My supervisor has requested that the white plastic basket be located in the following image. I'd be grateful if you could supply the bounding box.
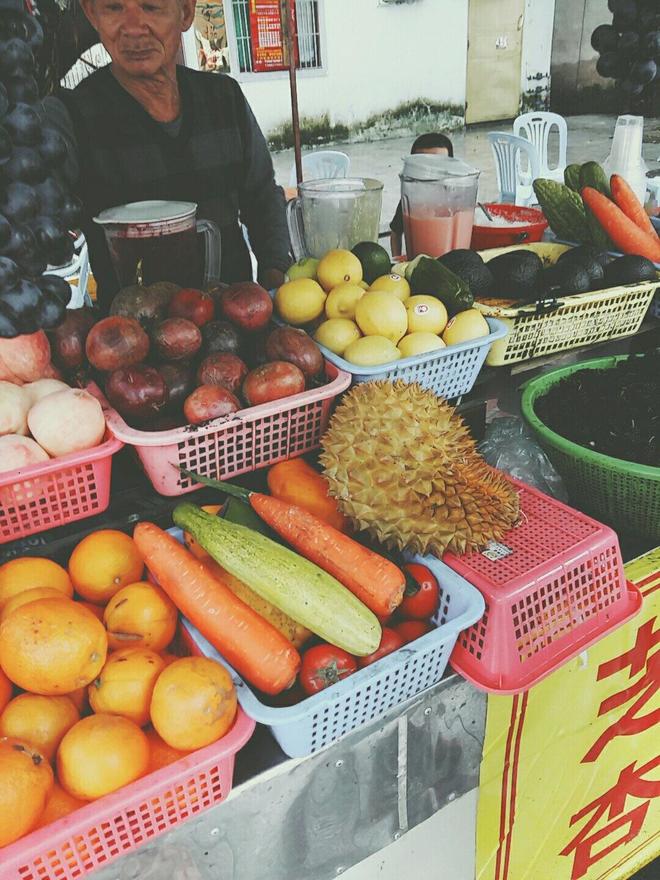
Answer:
[181,553,485,758]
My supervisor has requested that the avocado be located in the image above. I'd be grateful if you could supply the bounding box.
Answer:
[437,249,494,298]
[351,241,392,285]
[409,256,474,316]
[486,250,544,299]
[544,262,591,296]
[604,255,658,288]
[556,247,605,290]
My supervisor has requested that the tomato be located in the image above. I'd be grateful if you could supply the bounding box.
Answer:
[358,627,404,668]
[300,645,358,695]
[400,563,440,620]
[394,620,433,644]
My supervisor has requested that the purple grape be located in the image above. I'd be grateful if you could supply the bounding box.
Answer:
[38,127,67,168]
[0,215,10,249]
[0,83,8,119]
[0,223,37,261]
[6,76,39,107]
[4,145,46,184]
[0,39,34,80]
[4,103,40,146]
[33,290,66,330]
[0,125,11,163]
[0,181,39,223]
[0,278,42,334]
[0,302,19,337]
[0,255,20,288]
[58,195,82,229]
[37,273,72,306]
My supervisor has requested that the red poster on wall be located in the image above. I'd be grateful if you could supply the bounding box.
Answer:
[249,0,297,72]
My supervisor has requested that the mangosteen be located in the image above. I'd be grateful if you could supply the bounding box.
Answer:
[37,274,71,306]
[4,102,40,146]
[0,38,34,79]
[0,125,11,163]
[591,24,618,53]
[4,145,46,184]
[44,233,75,268]
[38,127,67,168]
[0,255,20,289]
[33,290,66,330]
[0,181,38,224]
[6,76,39,107]
[0,302,19,338]
[0,84,8,119]
[0,215,10,249]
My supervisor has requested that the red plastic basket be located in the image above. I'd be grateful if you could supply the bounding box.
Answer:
[101,362,350,496]
[0,707,254,880]
[0,433,122,545]
[446,478,642,694]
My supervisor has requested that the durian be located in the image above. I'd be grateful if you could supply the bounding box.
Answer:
[319,381,519,556]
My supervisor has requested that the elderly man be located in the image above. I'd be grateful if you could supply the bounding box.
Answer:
[48,0,290,311]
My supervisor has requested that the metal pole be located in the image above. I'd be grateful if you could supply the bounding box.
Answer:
[283,0,303,185]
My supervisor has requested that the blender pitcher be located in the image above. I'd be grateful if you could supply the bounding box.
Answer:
[94,200,222,289]
[400,156,480,259]
[286,178,384,259]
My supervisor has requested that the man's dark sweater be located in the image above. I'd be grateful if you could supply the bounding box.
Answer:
[48,66,290,311]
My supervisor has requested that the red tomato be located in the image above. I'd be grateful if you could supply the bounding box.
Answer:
[394,620,433,644]
[400,563,440,620]
[300,645,358,695]
[358,627,404,668]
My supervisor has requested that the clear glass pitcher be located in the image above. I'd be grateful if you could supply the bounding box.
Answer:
[400,156,480,259]
[286,178,384,260]
[94,200,222,289]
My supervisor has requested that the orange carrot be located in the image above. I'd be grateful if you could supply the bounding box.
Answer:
[581,187,660,263]
[610,174,657,237]
[179,471,406,617]
[133,522,300,695]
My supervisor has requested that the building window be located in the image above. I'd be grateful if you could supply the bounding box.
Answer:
[231,0,322,74]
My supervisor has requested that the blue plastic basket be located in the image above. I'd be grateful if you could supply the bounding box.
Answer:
[313,317,507,399]
[181,553,484,758]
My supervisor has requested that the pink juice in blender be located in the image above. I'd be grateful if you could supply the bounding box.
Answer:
[400,155,480,259]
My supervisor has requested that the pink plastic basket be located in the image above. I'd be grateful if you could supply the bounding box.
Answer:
[0,707,254,880]
[0,434,122,545]
[446,478,642,694]
[102,362,350,496]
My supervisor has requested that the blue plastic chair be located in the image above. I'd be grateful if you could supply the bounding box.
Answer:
[288,150,350,187]
[488,132,541,207]
[514,111,568,184]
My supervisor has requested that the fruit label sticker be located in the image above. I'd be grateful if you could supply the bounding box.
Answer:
[413,304,429,315]
[481,540,513,562]
[389,274,403,281]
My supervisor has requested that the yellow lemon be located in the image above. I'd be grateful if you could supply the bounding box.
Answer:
[369,273,411,302]
[314,319,361,355]
[325,283,365,319]
[274,278,326,325]
[358,281,369,290]
[316,250,363,292]
[442,309,490,346]
[354,292,408,344]
[405,295,448,335]
[398,332,446,358]
[343,336,401,367]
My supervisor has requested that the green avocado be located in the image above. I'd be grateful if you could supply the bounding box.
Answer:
[410,256,474,316]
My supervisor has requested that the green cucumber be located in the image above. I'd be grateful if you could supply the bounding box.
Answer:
[173,502,381,657]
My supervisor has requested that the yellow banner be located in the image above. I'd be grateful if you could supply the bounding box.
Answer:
[477,546,660,880]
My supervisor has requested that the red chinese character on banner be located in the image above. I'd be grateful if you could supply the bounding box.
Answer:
[561,757,660,879]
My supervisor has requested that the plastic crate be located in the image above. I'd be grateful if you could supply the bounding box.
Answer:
[446,478,641,694]
[521,356,660,541]
[181,553,485,758]
[0,433,122,544]
[474,243,659,365]
[102,361,350,497]
[0,707,254,880]
[312,318,507,399]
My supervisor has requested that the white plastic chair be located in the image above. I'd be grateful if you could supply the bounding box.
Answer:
[488,132,541,207]
[288,150,350,187]
[514,111,567,184]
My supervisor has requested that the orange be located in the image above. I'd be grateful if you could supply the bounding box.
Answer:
[57,714,149,800]
[68,530,144,604]
[104,582,177,653]
[183,504,222,559]
[37,782,87,828]
[160,652,180,667]
[1,586,69,623]
[0,694,79,762]
[0,737,54,846]
[0,667,12,713]
[145,726,191,772]
[66,687,88,713]
[78,601,105,622]
[0,598,107,695]
[150,657,237,751]
[89,648,165,726]
[0,557,73,611]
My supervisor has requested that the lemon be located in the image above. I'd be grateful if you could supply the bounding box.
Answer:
[355,292,408,344]
[369,273,411,302]
[286,257,320,281]
[314,318,361,355]
[442,309,490,346]
[274,278,326,325]
[325,283,365,319]
[317,249,363,292]
[398,332,446,358]
[405,295,448,335]
[343,336,401,366]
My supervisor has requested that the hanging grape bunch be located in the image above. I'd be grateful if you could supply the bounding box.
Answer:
[592,0,660,97]
[0,5,78,338]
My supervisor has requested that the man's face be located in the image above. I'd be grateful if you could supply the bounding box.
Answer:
[82,0,195,78]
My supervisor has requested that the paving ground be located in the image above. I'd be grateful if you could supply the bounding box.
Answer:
[271,114,660,239]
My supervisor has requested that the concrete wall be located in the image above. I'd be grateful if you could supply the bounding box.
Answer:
[521,0,556,110]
